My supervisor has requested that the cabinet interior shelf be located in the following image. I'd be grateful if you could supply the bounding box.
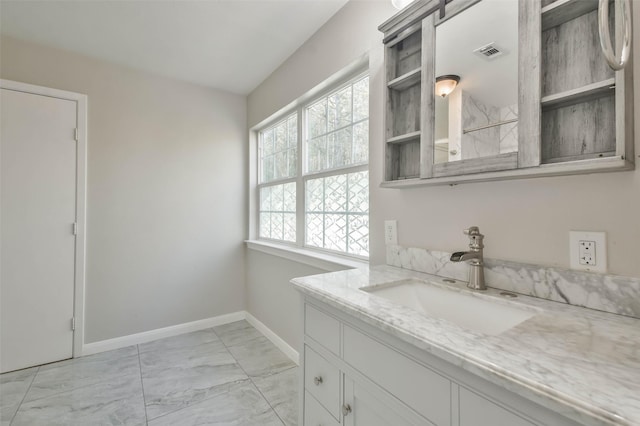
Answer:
[386,131,421,145]
[382,177,420,185]
[463,118,518,135]
[541,0,598,31]
[541,78,615,110]
[543,150,616,164]
[388,68,421,91]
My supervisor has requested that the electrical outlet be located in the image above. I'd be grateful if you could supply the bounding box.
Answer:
[384,220,398,246]
[578,240,595,265]
[570,231,607,273]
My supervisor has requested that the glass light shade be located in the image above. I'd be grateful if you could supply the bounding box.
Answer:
[391,0,416,10]
[435,75,460,98]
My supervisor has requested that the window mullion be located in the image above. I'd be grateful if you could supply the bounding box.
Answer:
[324,98,329,171]
[350,83,356,166]
[296,106,305,248]
[345,173,350,255]
[346,86,354,254]
[322,176,326,250]
[302,163,368,180]
[256,132,262,239]
[258,177,297,189]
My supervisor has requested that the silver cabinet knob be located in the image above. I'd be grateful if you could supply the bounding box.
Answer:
[313,376,323,386]
[342,404,352,416]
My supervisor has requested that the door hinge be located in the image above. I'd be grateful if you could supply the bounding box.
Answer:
[74,128,78,142]
[72,222,78,235]
[71,317,76,331]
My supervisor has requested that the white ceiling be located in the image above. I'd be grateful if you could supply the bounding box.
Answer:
[0,0,349,94]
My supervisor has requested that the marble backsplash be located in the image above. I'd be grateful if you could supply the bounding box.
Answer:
[386,245,640,319]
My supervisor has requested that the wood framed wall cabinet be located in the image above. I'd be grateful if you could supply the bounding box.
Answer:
[378,0,634,188]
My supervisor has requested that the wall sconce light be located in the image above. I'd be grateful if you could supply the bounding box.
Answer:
[435,75,460,97]
[391,0,416,10]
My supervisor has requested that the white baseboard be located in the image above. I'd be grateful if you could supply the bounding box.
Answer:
[80,310,299,365]
[81,311,245,356]
[245,312,299,365]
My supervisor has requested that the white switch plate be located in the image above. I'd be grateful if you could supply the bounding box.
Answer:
[569,231,607,273]
[384,220,398,246]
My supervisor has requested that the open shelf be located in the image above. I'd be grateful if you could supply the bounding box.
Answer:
[388,68,421,91]
[541,78,615,110]
[541,94,615,163]
[386,131,421,145]
[380,177,422,188]
[542,151,616,164]
[541,0,598,31]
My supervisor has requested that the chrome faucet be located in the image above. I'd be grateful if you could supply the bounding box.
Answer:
[450,226,486,291]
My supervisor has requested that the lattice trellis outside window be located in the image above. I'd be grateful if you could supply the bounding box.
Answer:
[305,171,369,256]
[257,73,369,259]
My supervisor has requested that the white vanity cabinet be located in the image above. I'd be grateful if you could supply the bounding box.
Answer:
[344,377,423,426]
[299,298,582,426]
[458,388,535,426]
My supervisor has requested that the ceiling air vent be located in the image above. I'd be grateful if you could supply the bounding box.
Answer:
[473,42,504,60]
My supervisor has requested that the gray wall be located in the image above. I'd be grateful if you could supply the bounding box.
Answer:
[1,36,248,343]
[245,250,332,351]
[247,1,640,348]
[246,1,396,349]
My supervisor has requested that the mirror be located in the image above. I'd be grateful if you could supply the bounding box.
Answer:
[434,0,519,164]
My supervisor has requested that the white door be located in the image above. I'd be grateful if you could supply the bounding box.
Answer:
[1,88,77,373]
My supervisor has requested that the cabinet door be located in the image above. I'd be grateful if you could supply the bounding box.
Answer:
[304,345,341,420]
[343,377,432,426]
[304,391,339,426]
[459,387,536,426]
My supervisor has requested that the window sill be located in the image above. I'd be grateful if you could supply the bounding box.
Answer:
[245,240,369,272]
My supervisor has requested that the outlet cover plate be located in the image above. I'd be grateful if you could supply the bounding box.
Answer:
[385,220,398,246]
[569,231,607,273]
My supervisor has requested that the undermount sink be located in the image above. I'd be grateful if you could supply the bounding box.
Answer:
[362,278,536,336]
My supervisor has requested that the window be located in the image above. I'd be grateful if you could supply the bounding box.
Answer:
[257,73,369,258]
[258,114,298,242]
[305,171,368,256]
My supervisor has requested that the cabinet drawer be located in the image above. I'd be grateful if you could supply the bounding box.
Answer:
[460,388,536,426]
[343,326,451,426]
[304,391,340,426]
[304,345,340,420]
[305,304,340,355]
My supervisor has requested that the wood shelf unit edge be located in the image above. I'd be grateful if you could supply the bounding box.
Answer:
[541,78,616,110]
[541,0,598,31]
[386,131,422,145]
[379,157,633,188]
[388,68,422,91]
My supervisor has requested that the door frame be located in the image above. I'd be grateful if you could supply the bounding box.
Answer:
[1,79,87,358]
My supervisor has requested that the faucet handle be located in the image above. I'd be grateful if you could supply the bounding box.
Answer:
[464,226,484,250]
[464,226,482,236]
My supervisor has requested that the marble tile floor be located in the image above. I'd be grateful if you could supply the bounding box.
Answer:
[0,321,298,426]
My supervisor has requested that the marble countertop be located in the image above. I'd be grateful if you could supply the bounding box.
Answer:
[291,265,640,426]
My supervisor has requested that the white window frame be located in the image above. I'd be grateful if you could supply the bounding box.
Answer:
[253,68,370,261]
[257,114,298,244]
